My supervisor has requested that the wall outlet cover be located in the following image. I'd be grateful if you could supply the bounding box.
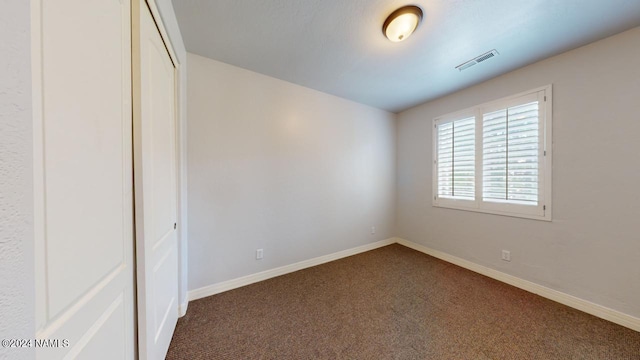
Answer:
[501,250,511,262]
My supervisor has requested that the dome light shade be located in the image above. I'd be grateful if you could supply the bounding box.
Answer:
[383,6,423,42]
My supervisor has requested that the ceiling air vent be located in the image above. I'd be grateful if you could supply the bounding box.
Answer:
[455,49,499,71]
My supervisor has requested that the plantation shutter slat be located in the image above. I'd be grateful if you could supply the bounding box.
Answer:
[482,109,507,201]
[437,117,475,200]
[482,101,539,204]
[437,122,453,196]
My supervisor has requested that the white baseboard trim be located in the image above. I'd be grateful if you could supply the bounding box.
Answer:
[188,238,396,301]
[178,301,188,317]
[395,237,640,332]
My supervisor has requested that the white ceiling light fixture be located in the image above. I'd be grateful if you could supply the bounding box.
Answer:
[383,5,423,42]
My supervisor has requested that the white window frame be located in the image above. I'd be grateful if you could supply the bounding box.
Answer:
[432,85,552,221]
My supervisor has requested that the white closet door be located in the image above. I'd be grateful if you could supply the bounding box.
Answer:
[133,1,180,359]
[33,0,135,359]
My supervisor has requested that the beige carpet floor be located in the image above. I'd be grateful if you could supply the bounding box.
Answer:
[167,244,640,359]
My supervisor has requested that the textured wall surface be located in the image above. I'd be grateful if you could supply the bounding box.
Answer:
[397,27,640,318]
[0,1,34,359]
[187,53,396,290]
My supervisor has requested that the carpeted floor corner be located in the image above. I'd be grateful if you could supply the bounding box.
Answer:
[166,244,640,359]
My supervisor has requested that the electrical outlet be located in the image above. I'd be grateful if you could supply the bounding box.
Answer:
[256,249,263,260]
[371,226,376,234]
[501,250,511,262]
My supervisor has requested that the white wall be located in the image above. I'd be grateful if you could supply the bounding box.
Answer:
[153,0,190,313]
[397,27,640,318]
[0,1,34,359]
[187,53,396,290]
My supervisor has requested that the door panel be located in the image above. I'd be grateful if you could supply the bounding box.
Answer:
[66,294,126,359]
[152,248,178,346]
[133,1,180,359]
[33,0,135,359]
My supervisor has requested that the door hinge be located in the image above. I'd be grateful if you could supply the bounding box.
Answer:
[543,205,546,211]
[544,150,546,156]
[544,96,547,101]
[174,223,177,230]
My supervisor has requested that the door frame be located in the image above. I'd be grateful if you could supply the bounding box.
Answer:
[131,0,186,356]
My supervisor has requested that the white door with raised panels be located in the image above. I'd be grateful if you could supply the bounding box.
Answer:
[33,0,136,359]
[133,1,180,359]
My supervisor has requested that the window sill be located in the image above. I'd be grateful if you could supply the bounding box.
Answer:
[432,201,551,221]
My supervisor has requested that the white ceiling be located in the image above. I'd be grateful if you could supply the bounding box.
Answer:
[172,0,640,113]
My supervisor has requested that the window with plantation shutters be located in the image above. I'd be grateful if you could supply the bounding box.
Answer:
[437,117,475,200]
[483,101,539,204]
[433,86,552,221]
